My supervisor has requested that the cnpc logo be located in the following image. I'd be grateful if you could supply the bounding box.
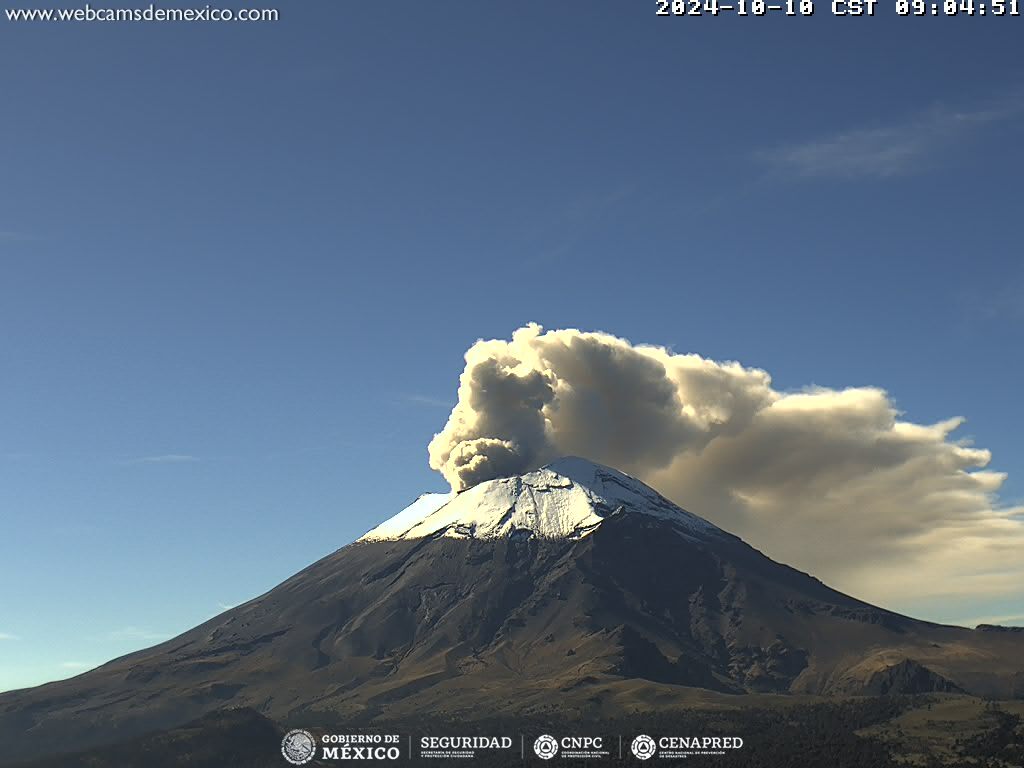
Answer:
[533,734,605,760]
[533,735,558,760]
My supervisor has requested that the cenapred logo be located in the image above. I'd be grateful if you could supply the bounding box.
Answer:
[631,734,657,761]
[630,734,744,760]
[281,729,316,765]
[533,734,559,760]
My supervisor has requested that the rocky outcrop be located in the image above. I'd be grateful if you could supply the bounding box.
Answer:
[862,659,965,696]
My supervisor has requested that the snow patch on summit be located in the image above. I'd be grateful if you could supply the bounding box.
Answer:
[359,457,718,542]
[361,492,454,541]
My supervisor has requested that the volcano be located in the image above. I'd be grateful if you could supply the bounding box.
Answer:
[2,457,1022,764]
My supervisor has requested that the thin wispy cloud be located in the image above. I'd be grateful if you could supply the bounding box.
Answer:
[976,270,1024,322]
[120,454,199,465]
[761,98,1022,179]
[951,613,1024,628]
[107,626,171,643]
[953,265,1024,339]
[0,230,38,242]
[524,184,635,267]
[0,452,34,461]
[0,633,18,641]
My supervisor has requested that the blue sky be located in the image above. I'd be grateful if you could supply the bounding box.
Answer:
[2,4,1023,692]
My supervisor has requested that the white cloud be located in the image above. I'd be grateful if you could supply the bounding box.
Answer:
[59,661,96,670]
[429,324,1024,610]
[0,633,18,641]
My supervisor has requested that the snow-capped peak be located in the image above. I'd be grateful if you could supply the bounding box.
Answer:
[358,456,718,542]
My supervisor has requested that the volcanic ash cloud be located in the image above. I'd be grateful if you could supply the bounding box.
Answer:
[427,323,1024,609]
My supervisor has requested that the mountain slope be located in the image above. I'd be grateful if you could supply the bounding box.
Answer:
[1,458,1022,765]
[6,709,284,768]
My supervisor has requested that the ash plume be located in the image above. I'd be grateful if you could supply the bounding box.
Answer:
[428,323,1024,607]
